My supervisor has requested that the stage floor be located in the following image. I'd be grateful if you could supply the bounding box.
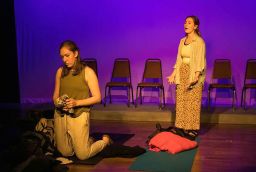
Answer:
[67,120,256,172]
[0,103,256,171]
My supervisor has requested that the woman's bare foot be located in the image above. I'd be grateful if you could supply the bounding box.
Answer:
[102,134,113,145]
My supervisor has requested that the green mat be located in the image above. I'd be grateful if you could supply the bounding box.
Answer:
[129,147,197,172]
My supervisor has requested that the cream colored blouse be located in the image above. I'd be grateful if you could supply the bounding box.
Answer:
[173,35,206,84]
[181,43,192,64]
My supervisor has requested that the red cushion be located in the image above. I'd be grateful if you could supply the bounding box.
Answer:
[148,132,197,154]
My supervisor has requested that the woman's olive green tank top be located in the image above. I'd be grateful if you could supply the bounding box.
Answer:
[59,68,90,117]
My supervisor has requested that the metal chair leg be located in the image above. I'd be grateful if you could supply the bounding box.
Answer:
[127,87,130,107]
[131,86,134,105]
[109,87,112,104]
[241,88,244,107]
[232,89,236,112]
[140,87,143,104]
[162,87,165,108]
[235,89,238,110]
[208,89,211,111]
[244,89,247,110]
[104,86,108,107]
[159,87,162,109]
[135,86,139,107]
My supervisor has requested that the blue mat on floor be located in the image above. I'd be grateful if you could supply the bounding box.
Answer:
[129,146,198,172]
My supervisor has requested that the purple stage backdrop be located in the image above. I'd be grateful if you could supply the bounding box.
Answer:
[15,0,256,106]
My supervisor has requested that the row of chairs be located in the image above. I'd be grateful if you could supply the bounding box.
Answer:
[208,59,256,111]
[85,58,165,109]
[84,58,256,110]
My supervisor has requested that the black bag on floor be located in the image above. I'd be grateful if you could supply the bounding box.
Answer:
[0,131,66,172]
[146,123,172,144]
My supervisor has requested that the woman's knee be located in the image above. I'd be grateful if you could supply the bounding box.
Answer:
[75,151,90,160]
[57,146,73,157]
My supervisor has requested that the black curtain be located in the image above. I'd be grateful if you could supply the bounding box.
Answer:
[0,0,20,103]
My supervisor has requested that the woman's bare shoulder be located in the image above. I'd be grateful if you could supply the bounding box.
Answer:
[84,66,94,74]
[56,67,63,74]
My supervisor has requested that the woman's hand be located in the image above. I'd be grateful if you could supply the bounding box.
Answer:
[167,73,175,84]
[64,98,77,110]
[188,75,199,89]
[190,75,199,85]
[54,97,61,106]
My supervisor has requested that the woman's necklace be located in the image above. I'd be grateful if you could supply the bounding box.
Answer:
[185,37,192,45]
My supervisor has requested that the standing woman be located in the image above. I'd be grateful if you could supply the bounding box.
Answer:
[53,40,111,160]
[167,16,206,140]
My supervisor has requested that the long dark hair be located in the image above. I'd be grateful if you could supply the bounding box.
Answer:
[185,15,201,36]
[59,40,86,77]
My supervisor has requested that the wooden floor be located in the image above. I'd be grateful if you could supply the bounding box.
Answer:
[67,120,256,172]
[1,103,256,172]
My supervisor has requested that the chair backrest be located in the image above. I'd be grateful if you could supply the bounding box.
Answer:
[142,58,163,82]
[111,58,131,82]
[84,58,98,76]
[212,59,232,80]
[244,59,256,82]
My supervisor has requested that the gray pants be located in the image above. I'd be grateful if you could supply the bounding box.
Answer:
[54,111,106,160]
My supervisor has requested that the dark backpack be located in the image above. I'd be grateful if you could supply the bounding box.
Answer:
[21,131,56,156]
[1,131,66,172]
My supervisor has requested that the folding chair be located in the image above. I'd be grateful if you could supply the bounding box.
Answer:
[84,58,98,76]
[208,59,237,111]
[104,58,134,107]
[136,58,165,109]
[241,59,256,110]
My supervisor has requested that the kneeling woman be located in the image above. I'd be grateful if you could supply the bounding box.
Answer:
[53,40,111,160]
